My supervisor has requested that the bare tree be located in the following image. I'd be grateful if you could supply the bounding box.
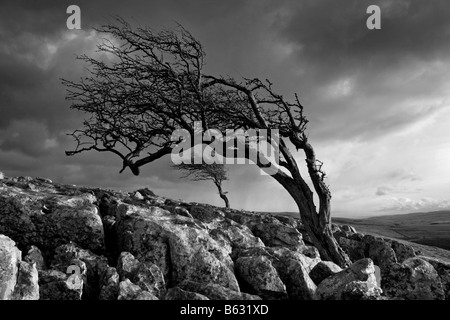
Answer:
[172,162,230,208]
[63,17,350,267]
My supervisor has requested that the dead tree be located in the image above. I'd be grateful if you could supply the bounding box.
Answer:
[63,17,351,267]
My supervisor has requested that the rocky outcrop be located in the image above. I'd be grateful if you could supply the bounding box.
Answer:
[420,256,450,300]
[116,252,166,298]
[235,255,288,299]
[38,269,82,300]
[99,267,119,300]
[0,235,22,300]
[0,235,39,300]
[51,242,108,300]
[177,280,261,300]
[382,257,445,300]
[118,279,159,300]
[0,178,104,257]
[113,202,239,291]
[165,287,209,300]
[315,258,382,300]
[12,261,39,300]
[334,230,417,275]
[24,246,46,270]
[221,209,304,250]
[235,246,319,300]
[309,261,343,285]
[1,174,449,300]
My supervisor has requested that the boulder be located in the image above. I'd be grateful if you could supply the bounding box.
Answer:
[133,261,166,298]
[341,280,383,300]
[421,257,450,300]
[316,258,382,300]
[309,261,343,285]
[0,235,22,300]
[114,202,239,291]
[251,222,304,250]
[334,232,366,261]
[364,235,398,274]
[24,245,46,270]
[131,191,145,201]
[268,247,318,300]
[11,261,39,300]
[222,210,304,249]
[235,255,287,299]
[117,251,140,280]
[236,246,318,300]
[118,279,158,300]
[178,280,261,300]
[0,185,105,256]
[390,241,416,263]
[165,287,209,300]
[341,225,357,233]
[382,257,445,300]
[51,242,109,300]
[99,267,119,300]
[0,171,4,180]
[38,269,83,300]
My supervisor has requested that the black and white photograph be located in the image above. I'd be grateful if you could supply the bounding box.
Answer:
[1,0,450,312]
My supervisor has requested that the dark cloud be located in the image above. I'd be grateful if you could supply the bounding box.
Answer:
[0,1,449,215]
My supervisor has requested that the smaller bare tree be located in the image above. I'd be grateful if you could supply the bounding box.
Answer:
[172,162,230,208]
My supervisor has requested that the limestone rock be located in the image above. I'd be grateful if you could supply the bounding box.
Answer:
[209,223,265,260]
[223,210,304,250]
[132,191,145,201]
[99,267,119,300]
[0,235,22,300]
[341,280,383,300]
[382,257,445,300]
[174,206,194,219]
[133,261,166,298]
[235,255,287,299]
[114,202,239,291]
[334,233,366,261]
[236,246,318,300]
[12,261,39,300]
[178,280,261,300]
[0,185,105,255]
[390,241,416,263]
[39,269,83,300]
[24,245,46,270]
[340,225,357,233]
[316,258,382,300]
[51,242,109,300]
[364,235,398,274]
[309,261,343,285]
[165,287,210,300]
[117,251,140,281]
[421,257,450,300]
[251,222,304,250]
[118,279,158,300]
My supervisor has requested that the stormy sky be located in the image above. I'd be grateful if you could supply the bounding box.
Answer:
[1,0,449,217]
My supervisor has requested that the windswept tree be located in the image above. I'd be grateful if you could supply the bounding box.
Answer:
[172,162,230,208]
[63,17,351,267]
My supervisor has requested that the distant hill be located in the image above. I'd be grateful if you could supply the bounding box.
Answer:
[331,210,450,250]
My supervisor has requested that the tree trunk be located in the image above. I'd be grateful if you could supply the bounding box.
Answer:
[216,183,230,208]
[269,168,351,268]
[220,193,230,208]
